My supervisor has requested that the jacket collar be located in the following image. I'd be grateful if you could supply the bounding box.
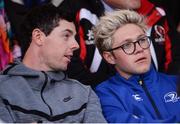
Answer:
[2,61,66,90]
[113,65,157,89]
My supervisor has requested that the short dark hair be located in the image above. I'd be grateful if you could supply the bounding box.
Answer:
[20,3,75,58]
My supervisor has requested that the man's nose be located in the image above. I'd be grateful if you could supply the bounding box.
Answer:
[134,41,143,53]
[72,39,79,51]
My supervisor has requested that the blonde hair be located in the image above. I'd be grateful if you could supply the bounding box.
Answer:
[93,9,147,55]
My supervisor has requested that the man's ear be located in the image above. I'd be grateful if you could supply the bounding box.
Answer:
[32,28,45,46]
[103,51,116,65]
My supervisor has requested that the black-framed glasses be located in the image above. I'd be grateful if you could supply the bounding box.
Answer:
[107,36,151,55]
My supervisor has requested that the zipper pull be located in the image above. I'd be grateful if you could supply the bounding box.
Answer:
[139,80,143,85]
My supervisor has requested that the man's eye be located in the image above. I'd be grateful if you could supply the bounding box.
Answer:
[122,42,133,49]
[65,34,70,38]
[139,37,147,43]
[63,34,70,40]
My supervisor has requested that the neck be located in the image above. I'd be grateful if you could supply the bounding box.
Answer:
[116,68,132,79]
[22,44,48,71]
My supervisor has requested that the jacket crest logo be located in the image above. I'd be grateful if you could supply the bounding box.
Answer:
[154,25,165,43]
[63,96,72,102]
[164,92,180,103]
[132,94,143,101]
[85,29,94,45]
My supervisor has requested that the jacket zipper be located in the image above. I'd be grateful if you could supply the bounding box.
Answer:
[139,79,162,119]
[41,71,53,116]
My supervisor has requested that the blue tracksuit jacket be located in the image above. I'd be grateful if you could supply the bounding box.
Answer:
[95,66,180,122]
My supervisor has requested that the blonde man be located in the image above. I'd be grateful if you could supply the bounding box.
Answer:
[94,10,180,123]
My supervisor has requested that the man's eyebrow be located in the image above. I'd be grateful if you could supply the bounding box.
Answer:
[120,34,146,44]
[62,29,74,34]
[123,34,146,42]
[137,34,146,38]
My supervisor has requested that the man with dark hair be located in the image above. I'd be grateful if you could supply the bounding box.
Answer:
[0,4,106,123]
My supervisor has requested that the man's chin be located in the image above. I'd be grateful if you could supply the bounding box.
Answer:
[136,65,150,74]
[141,68,150,74]
[53,66,67,72]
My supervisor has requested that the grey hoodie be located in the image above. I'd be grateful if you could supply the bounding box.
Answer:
[0,61,106,123]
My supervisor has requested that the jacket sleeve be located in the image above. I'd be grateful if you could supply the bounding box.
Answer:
[0,97,14,122]
[83,88,107,123]
[95,86,177,123]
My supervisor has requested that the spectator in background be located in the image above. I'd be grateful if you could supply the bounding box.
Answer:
[149,0,180,33]
[148,0,180,73]
[0,4,106,123]
[58,0,180,88]
[0,0,13,70]
[94,9,180,123]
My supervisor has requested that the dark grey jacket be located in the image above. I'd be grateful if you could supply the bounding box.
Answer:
[0,62,106,123]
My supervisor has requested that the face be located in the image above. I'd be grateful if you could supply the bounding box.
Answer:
[103,24,151,79]
[104,0,141,10]
[40,20,79,71]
